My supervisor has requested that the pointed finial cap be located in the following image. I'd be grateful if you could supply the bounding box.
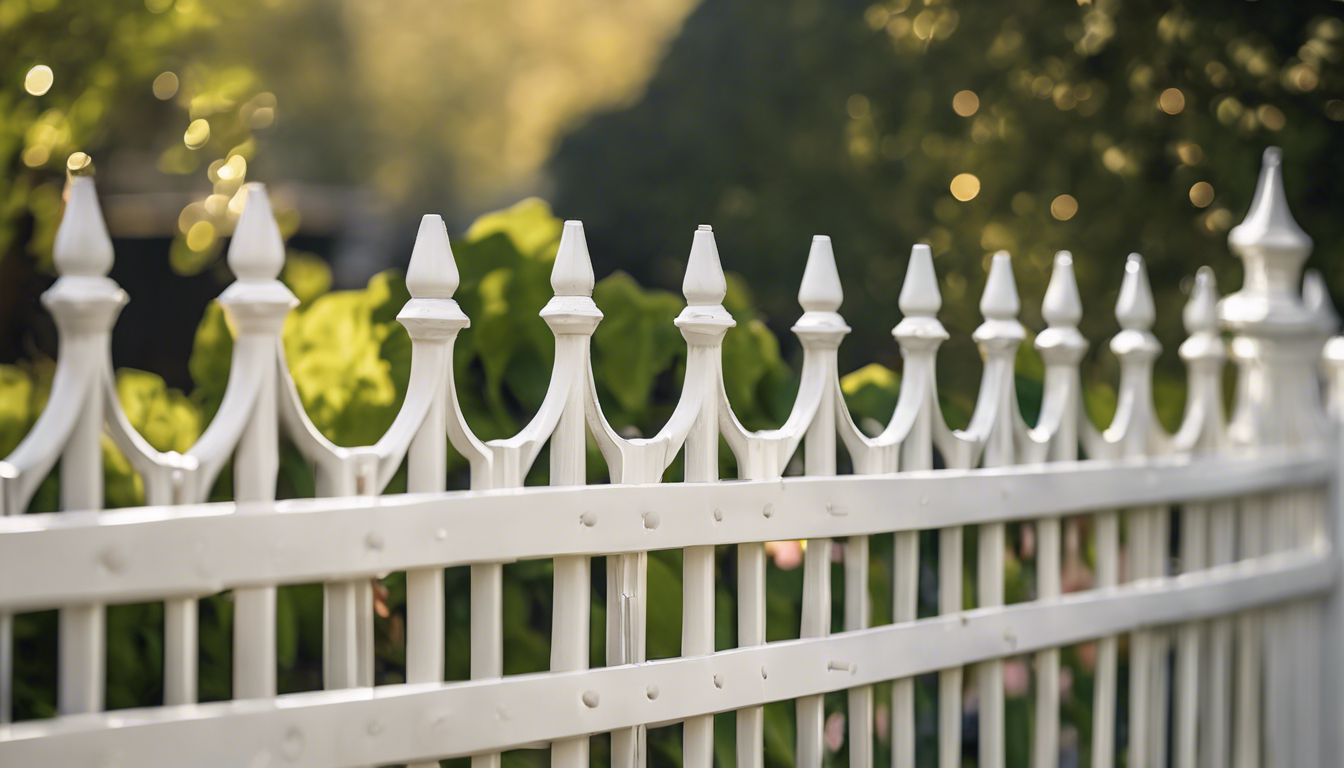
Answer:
[1182,267,1220,335]
[227,183,286,281]
[683,225,727,306]
[406,215,459,299]
[551,220,595,297]
[898,244,941,317]
[53,175,115,278]
[1042,251,1082,328]
[1116,253,1156,330]
[980,251,1020,320]
[798,235,843,312]
[1228,147,1311,259]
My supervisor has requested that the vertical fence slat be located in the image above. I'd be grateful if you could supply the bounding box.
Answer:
[886,244,943,768]
[735,433,779,768]
[972,252,1024,768]
[1172,266,1225,768]
[796,363,835,768]
[1031,251,1087,768]
[405,384,448,768]
[1106,254,1163,768]
[1233,494,1264,768]
[57,378,104,715]
[1200,499,1236,768]
[1173,502,1205,768]
[682,410,717,768]
[215,185,297,702]
[792,235,847,768]
[232,346,280,701]
[678,224,734,768]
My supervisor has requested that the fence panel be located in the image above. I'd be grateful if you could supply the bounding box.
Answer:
[0,147,1340,768]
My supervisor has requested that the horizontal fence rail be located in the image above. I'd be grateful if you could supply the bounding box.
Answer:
[0,551,1333,767]
[0,450,1330,612]
[2,146,1343,768]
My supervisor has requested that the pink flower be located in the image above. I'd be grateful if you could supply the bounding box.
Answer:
[1077,642,1097,672]
[766,540,803,570]
[875,704,889,741]
[824,712,846,752]
[1003,660,1030,697]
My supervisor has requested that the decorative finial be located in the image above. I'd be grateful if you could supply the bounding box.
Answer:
[980,251,1020,321]
[1183,267,1220,335]
[1041,251,1082,328]
[1228,147,1311,261]
[898,244,941,317]
[550,220,595,298]
[683,224,727,307]
[53,174,114,278]
[406,215,459,299]
[1115,254,1156,331]
[798,235,843,312]
[227,183,286,281]
[66,152,94,177]
[1219,148,1315,332]
[1303,269,1339,331]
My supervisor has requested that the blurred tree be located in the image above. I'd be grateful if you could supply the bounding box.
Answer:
[1,0,280,365]
[550,0,1344,428]
[200,0,702,212]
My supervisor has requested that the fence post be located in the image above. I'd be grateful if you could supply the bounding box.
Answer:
[46,173,126,715]
[540,221,603,768]
[218,184,298,700]
[1218,147,1331,767]
[677,225,732,768]
[1323,289,1344,766]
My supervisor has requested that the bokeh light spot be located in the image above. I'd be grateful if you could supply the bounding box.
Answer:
[1158,88,1185,114]
[153,72,179,100]
[1328,100,1344,122]
[25,65,54,96]
[1288,63,1319,93]
[22,146,50,168]
[186,220,216,252]
[1189,182,1215,208]
[250,107,275,129]
[184,119,211,150]
[1177,142,1203,166]
[847,94,870,120]
[1050,194,1078,221]
[1257,104,1285,131]
[1102,146,1127,173]
[952,90,979,117]
[217,154,247,181]
[950,173,980,201]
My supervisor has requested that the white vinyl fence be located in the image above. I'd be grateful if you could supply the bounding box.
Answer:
[0,147,1341,768]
